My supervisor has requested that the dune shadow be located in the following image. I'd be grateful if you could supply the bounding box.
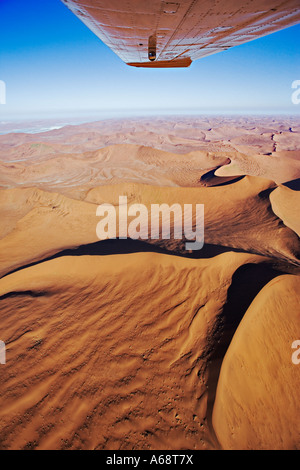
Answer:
[199,167,244,187]
[205,262,285,445]
[282,178,300,191]
[0,290,47,300]
[1,238,248,279]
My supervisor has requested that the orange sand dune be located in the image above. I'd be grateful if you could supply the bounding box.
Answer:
[0,176,299,279]
[0,144,230,196]
[0,251,262,450]
[1,116,299,193]
[213,274,300,450]
[270,186,300,237]
[215,151,300,184]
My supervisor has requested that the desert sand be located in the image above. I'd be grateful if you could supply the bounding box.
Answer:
[0,115,299,450]
[212,274,300,450]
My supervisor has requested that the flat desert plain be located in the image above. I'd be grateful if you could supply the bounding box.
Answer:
[0,115,299,450]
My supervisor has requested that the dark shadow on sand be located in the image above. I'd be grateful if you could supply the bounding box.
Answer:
[1,238,248,280]
[283,178,300,191]
[205,262,286,446]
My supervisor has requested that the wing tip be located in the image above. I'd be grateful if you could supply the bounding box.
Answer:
[127,57,192,68]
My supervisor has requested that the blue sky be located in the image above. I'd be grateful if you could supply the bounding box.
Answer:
[0,0,300,119]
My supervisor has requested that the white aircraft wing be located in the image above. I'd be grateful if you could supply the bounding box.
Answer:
[61,0,300,67]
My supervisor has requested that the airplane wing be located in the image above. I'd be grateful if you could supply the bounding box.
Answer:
[61,0,300,68]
